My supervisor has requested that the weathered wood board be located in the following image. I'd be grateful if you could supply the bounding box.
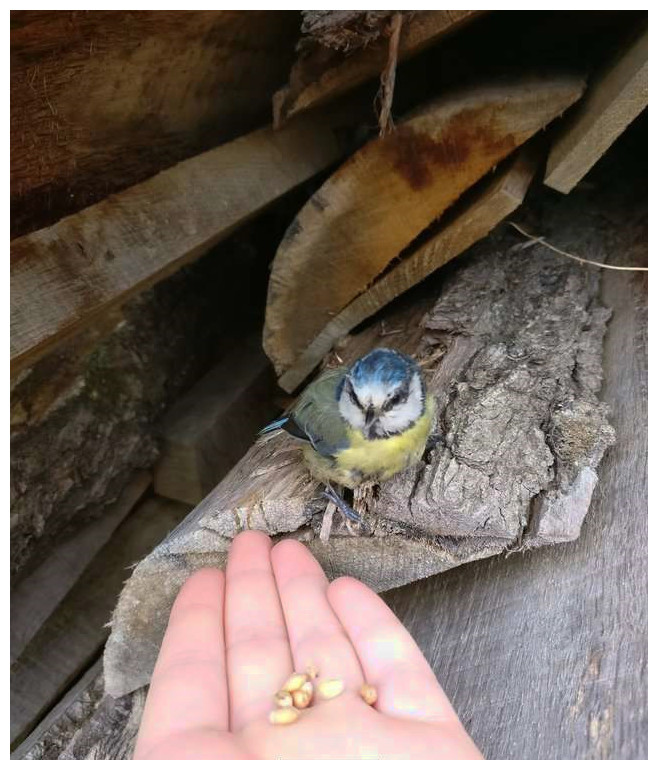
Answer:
[10,102,360,374]
[154,336,277,505]
[263,76,584,378]
[274,10,482,124]
[10,496,191,746]
[11,10,301,237]
[11,471,151,664]
[544,26,647,193]
[278,146,538,392]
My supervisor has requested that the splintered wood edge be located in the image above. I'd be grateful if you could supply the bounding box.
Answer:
[274,11,483,124]
[544,27,647,194]
[277,148,539,392]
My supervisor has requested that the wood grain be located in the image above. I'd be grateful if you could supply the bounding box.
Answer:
[278,147,538,392]
[11,105,355,374]
[274,10,482,124]
[11,10,300,237]
[263,76,584,377]
[544,26,647,193]
[10,496,191,747]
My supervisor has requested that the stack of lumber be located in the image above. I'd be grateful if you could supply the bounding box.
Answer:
[9,9,647,761]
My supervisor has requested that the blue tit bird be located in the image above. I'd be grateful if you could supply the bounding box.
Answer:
[260,348,435,524]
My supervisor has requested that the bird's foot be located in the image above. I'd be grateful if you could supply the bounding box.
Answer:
[322,485,362,525]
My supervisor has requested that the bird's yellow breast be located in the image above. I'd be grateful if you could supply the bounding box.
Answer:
[333,396,435,485]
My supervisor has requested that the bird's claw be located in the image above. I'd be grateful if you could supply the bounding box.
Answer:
[322,488,362,524]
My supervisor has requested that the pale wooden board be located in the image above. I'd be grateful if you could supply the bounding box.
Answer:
[544,27,647,193]
[10,103,359,374]
[274,10,482,124]
[10,471,151,664]
[10,496,191,746]
[384,179,648,758]
[263,76,584,377]
[154,336,277,505]
[278,147,538,391]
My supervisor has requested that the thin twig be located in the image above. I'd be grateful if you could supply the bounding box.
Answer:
[509,222,647,272]
[376,12,403,137]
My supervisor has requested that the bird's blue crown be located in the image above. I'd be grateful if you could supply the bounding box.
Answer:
[348,348,417,389]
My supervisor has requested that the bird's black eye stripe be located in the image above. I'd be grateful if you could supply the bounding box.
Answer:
[345,379,363,409]
[383,383,408,411]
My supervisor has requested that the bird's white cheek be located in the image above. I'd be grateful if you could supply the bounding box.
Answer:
[338,394,365,429]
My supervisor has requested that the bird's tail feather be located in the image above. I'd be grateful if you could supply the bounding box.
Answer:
[258,416,289,436]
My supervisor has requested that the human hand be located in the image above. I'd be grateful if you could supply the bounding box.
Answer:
[134,531,483,759]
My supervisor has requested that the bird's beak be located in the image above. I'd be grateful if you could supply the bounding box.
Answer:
[364,406,375,427]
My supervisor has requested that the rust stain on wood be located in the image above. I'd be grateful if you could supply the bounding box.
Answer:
[386,115,516,191]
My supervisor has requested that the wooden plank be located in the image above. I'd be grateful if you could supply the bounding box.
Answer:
[263,76,584,378]
[10,471,151,664]
[544,27,647,193]
[11,10,301,237]
[10,496,191,747]
[10,103,361,375]
[385,149,647,759]
[278,147,538,392]
[154,336,277,505]
[11,659,104,760]
[274,11,483,124]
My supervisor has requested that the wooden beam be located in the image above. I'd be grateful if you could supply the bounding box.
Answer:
[10,496,191,746]
[273,11,483,125]
[263,76,584,378]
[154,336,277,505]
[278,147,538,392]
[11,471,151,664]
[544,27,647,193]
[10,104,357,375]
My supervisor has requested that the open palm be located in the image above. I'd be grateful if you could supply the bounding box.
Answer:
[134,531,482,759]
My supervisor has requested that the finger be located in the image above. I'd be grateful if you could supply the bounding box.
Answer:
[225,531,293,731]
[327,576,460,723]
[135,568,228,758]
[270,539,364,689]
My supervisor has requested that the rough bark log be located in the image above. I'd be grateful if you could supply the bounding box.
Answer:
[103,223,614,700]
[263,76,584,378]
